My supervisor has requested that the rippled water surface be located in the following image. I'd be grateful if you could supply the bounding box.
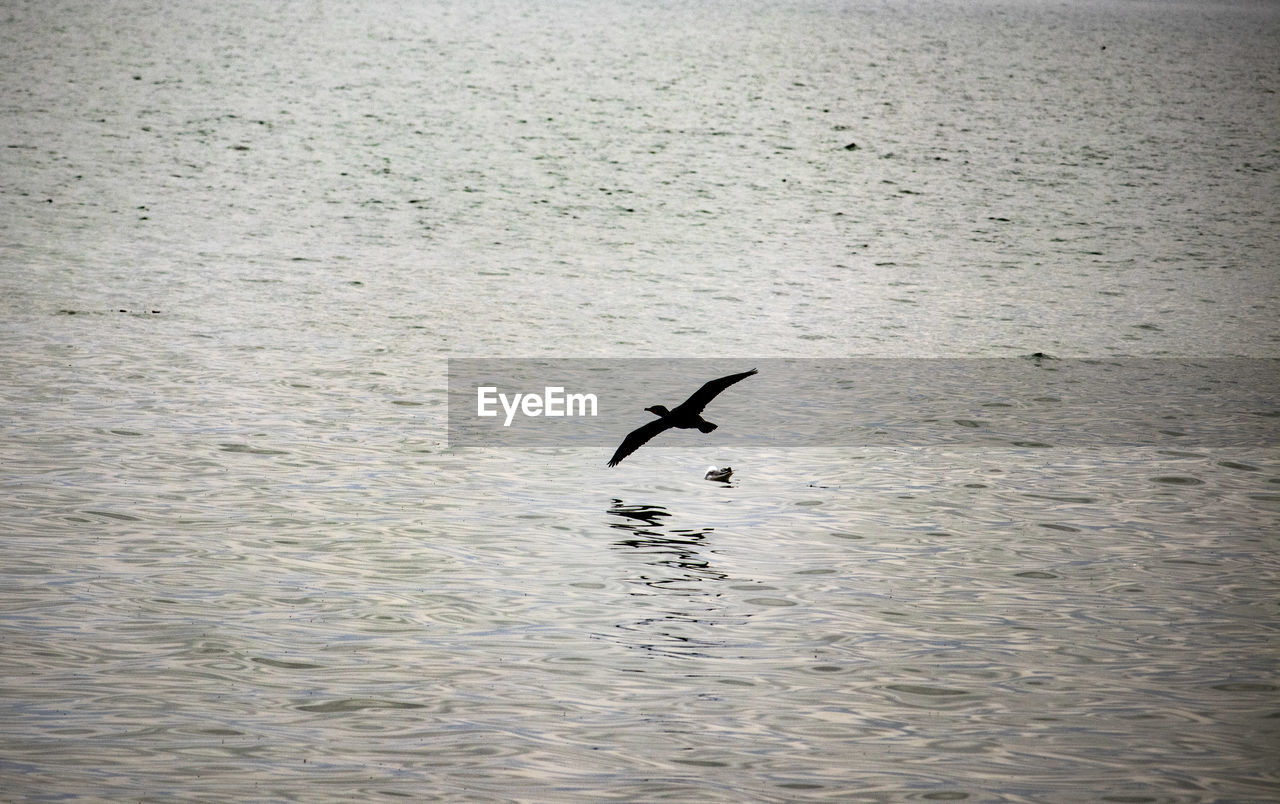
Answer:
[2,0,1278,801]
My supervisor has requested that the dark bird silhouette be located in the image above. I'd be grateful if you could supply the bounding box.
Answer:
[607,368,757,467]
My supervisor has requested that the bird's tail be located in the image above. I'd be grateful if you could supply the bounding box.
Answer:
[697,421,717,434]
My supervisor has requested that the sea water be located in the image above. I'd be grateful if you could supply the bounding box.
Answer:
[1,0,1277,800]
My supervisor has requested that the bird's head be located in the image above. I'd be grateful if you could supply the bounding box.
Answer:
[645,405,670,417]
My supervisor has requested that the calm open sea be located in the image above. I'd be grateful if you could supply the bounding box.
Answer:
[2,0,1278,800]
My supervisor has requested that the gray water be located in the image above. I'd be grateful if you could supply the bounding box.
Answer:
[2,0,1279,800]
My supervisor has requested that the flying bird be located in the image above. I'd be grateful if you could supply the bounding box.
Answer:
[607,368,757,467]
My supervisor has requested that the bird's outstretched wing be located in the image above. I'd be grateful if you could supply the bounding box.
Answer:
[679,368,758,415]
[607,417,673,467]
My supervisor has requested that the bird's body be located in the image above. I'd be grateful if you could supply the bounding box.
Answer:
[607,368,757,467]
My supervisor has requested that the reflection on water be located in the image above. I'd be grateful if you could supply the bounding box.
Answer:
[607,500,737,658]
[607,501,724,595]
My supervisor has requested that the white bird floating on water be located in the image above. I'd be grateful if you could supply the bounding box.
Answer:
[704,466,733,481]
